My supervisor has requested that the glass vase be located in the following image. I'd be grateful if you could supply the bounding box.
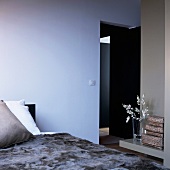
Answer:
[132,118,143,141]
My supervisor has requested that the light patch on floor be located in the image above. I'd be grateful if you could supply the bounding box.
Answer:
[99,127,109,136]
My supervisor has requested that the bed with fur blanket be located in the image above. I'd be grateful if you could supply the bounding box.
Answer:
[0,101,169,169]
[0,133,169,170]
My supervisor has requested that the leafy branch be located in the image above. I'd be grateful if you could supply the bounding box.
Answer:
[122,94,149,123]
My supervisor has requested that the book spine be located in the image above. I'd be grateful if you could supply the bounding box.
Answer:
[147,116,164,124]
[142,134,163,148]
[145,124,163,134]
[145,130,164,138]
[148,121,163,127]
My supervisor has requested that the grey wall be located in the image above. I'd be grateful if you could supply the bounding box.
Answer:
[0,0,140,143]
[164,0,170,167]
[141,0,170,167]
[141,0,165,116]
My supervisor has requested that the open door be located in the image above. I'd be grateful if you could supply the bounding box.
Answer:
[100,23,141,139]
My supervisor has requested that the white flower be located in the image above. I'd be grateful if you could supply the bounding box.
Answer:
[137,96,140,105]
[135,107,140,112]
[122,94,149,123]
[126,116,130,123]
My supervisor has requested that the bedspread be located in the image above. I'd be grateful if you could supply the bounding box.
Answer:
[0,133,169,170]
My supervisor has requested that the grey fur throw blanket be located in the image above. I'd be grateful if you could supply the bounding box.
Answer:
[0,133,169,170]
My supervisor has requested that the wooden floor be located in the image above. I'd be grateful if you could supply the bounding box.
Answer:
[99,128,163,165]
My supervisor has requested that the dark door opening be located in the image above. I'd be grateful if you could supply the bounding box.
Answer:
[100,39,110,129]
[100,22,141,139]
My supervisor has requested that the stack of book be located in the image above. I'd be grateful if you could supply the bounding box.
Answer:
[141,115,164,150]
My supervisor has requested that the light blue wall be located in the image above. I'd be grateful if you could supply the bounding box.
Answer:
[0,0,140,143]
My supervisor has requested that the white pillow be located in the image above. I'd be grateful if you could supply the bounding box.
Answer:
[5,101,41,135]
[4,99,25,106]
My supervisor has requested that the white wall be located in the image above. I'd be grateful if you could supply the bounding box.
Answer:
[0,0,140,143]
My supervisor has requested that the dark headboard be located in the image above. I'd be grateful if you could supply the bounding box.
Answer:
[25,104,36,121]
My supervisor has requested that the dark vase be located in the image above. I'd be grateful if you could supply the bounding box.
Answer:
[132,118,142,141]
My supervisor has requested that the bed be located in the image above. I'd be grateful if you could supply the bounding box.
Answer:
[0,100,169,170]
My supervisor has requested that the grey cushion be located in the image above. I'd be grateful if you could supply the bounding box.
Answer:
[0,101,34,148]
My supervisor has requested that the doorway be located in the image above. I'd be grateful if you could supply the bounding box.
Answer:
[100,36,110,129]
[100,22,141,142]
[99,36,110,143]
